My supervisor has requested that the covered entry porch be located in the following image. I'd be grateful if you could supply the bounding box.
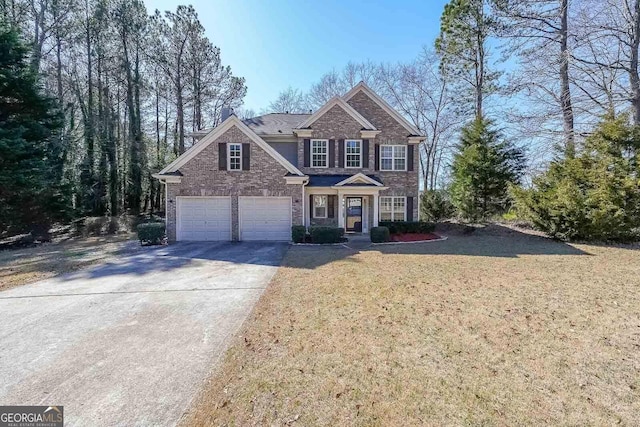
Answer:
[304,173,387,233]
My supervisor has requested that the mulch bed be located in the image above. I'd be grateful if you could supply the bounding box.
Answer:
[390,232,441,242]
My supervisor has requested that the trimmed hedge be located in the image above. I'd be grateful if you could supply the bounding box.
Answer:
[370,226,390,243]
[378,221,435,234]
[309,226,344,244]
[137,222,165,245]
[291,225,306,243]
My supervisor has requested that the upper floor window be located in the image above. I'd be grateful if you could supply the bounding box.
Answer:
[345,139,362,168]
[228,143,242,170]
[312,139,328,168]
[380,145,406,171]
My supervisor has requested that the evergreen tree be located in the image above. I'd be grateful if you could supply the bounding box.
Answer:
[0,25,66,237]
[450,118,525,220]
[513,115,640,241]
[436,0,499,119]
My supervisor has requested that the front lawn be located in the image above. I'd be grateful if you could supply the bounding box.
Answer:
[183,226,640,426]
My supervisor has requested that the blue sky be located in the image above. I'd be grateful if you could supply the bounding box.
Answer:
[145,0,449,112]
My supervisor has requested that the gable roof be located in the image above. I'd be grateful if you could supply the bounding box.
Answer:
[296,97,377,131]
[342,81,424,137]
[158,115,304,176]
[335,172,384,187]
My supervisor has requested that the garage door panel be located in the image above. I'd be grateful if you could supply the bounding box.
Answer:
[177,197,231,241]
[239,197,291,241]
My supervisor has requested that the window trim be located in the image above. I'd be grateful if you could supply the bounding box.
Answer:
[311,139,329,168]
[345,139,362,168]
[313,195,328,218]
[379,196,406,222]
[380,145,407,171]
[228,143,242,171]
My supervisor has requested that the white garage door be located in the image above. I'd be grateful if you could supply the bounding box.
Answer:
[177,197,231,241]
[239,197,291,241]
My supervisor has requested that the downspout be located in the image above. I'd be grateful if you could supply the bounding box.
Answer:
[302,177,310,229]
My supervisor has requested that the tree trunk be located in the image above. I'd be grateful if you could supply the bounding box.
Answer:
[176,79,185,154]
[629,0,640,125]
[560,0,575,158]
[84,6,95,213]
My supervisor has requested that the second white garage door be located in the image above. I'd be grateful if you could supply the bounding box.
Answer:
[177,197,231,241]
[239,197,291,241]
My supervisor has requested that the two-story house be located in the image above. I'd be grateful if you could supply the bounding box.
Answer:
[153,82,425,242]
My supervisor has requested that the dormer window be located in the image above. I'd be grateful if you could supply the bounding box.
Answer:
[345,140,362,168]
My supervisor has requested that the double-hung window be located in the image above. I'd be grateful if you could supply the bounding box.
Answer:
[228,143,242,170]
[345,140,362,168]
[313,195,327,218]
[312,139,328,168]
[380,145,406,171]
[379,196,406,222]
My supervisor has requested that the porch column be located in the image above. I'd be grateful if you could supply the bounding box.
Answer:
[337,191,345,228]
[373,193,379,227]
[304,189,310,228]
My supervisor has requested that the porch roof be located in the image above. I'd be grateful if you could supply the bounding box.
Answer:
[307,174,383,187]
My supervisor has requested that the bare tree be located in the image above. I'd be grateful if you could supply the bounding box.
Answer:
[378,50,461,189]
[571,0,640,124]
[266,87,310,113]
[495,0,577,158]
[306,61,383,109]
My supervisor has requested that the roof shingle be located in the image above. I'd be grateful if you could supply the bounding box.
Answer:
[243,113,310,136]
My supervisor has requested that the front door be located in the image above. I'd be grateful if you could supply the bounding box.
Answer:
[346,197,363,232]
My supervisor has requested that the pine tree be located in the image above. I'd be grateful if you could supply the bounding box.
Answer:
[450,118,525,220]
[436,0,500,119]
[0,25,66,236]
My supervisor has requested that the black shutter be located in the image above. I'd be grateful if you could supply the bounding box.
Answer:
[309,195,314,218]
[407,197,414,221]
[362,139,369,168]
[328,139,335,168]
[338,139,345,168]
[407,145,414,171]
[242,143,250,170]
[374,144,380,171]
[218,143,227,170]
[328,195,335,218]
[303,139,310,167]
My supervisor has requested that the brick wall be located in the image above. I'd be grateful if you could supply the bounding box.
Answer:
[165,125,303,241]
[298,92,420,221]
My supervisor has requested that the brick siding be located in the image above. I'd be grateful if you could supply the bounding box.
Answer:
[165,125,303,241]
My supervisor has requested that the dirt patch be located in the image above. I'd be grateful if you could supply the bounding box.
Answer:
[181,228,640,426]
[0,235,139,291]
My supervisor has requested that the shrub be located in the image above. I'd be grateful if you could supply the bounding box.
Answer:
[501,210,518,221]
[309,226,344,244]
[512,115,640,241]
[370,226,390,243]
[137,222,165,245]
[291,225,306,243]
[378,221,435,234]
[420,190,455,222]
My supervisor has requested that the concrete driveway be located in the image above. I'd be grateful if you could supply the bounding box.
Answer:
[0,241,288,426]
